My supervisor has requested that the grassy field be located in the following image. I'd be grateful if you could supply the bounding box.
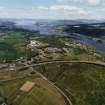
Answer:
[0,31,26,62]
[34,62,105,105]
[0,68,66,105]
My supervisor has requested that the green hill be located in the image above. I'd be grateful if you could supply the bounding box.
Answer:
[35,62,105,105]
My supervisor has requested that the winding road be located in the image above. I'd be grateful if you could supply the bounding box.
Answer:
[21,60,105,69]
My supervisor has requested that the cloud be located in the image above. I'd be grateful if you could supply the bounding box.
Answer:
[31,5,92,19]
[0,6,5,10]
[33,5,82,11]
[0,0,104,20]
[87,0,100,5]
[57,0,102,5]
[50,5,81,11]
[34,6,49,10]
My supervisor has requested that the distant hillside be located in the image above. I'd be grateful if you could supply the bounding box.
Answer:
[63,23,105,37]
[0,18,105,37]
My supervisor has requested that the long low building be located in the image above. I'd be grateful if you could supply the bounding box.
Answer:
[30,40,48,47]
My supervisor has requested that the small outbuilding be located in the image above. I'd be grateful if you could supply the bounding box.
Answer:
[20,81,35,92]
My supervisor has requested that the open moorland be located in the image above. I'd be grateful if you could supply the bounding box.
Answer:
[34,62,105,105]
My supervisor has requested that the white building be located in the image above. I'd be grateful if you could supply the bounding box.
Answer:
[30,40,48,47]
[30,41,42,47]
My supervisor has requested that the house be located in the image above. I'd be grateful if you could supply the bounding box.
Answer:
[30,41,41,47]
[9,64,16,71]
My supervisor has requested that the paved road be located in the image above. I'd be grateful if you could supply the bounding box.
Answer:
[23,60,105,69]
[1,60,105,72]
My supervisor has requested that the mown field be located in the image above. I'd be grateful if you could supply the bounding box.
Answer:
[34,62,105,105]
[0,68,66,105]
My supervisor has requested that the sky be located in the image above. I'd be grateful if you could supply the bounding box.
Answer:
[0,0,105,20]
